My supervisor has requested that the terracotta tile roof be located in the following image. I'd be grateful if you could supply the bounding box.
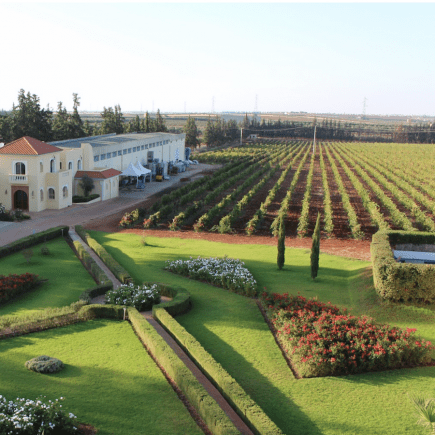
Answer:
[0,136,62,155]
[75,169,122,179]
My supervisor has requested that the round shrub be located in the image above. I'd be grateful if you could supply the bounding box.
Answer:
[25,355,64,374]
[105,283,161,311]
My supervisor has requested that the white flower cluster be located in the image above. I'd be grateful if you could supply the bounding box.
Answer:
[165,256,257,295]
[0,395,78,434]
[105,283,161,311]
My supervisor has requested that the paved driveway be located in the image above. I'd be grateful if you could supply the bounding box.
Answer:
[0,164,216,247]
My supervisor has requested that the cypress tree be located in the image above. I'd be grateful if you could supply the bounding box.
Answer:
[311,212,321,279]
[277,214,286,270]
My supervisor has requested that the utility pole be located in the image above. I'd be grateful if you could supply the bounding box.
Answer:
[240,128,243,146]
[313,125,317,153]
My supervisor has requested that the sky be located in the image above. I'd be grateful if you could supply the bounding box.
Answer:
[1,2,434,116]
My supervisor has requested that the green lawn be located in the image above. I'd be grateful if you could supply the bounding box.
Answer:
[0,319,203,435]
[89,230,435,435]
[0,238,96,318]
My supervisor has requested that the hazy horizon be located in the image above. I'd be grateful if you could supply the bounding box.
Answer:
[1,3,434,116]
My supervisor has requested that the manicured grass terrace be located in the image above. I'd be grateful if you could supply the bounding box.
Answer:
[89,231,435,435]
[0,238,96,318]
[0,319,203,435]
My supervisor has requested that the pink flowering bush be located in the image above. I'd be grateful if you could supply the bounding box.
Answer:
[261,292,434,378]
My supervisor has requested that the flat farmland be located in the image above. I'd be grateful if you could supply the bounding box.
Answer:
[138,140,435,240]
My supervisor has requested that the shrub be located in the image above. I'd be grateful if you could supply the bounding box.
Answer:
[0,394,79,434]
[165,256,257,296]
[72,194,100,203]
[0,273,40,303]
[25,355,64,374]
[22,248,33,264]
[105,283,161,311]
[40,244,50,256]
[261,292,434,378]
[371,230,435,303]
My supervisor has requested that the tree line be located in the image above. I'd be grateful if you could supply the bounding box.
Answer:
[0,89,168,143]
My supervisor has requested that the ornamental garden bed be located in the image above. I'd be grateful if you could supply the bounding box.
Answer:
[260,292,434,378]
[88,231,435,435]
[0,319,203,435]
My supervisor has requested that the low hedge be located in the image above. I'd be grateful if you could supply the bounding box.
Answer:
[371,230,435,303]
[0,302,124,339]
[0,226,69,259]
[128,308,239,435]
[79,284,113,304]
[72,240,112,287]
[75,225,132,284]
[150,283,191,317]
[153,307,284,435]
[72,194,100,203]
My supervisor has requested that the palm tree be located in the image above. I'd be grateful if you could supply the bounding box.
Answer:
[408,394,435,434]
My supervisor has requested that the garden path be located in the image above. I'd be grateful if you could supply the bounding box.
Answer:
[71,227,254,435]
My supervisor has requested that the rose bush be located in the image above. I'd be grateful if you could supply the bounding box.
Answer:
[261,292,434,377]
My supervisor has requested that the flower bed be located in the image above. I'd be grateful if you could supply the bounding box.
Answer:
[165,256,257,296]
[105,283,161,311]
[0,273,40,304]
[261,292,434,378]
[0,395,79,434]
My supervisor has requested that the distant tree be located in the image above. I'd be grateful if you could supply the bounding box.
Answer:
[114,104,124,134]
[241,113,250,129]
[9,89,53,141]
[52,102,72,140]
[100,107,117,134]
[70,93,85,138]
[183,116,200,148]
[154,109,167,132]
[277,215,286,270]
[225,119,239,141]
[79,174,95,197]
[83,120,94,137]
[144,111,151,132]
[203,116,215,147]
[311,213,321,279]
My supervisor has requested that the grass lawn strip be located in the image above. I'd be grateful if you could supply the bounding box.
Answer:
[0,237,96,318]
[89,231,435,435]
[0,319,203,435]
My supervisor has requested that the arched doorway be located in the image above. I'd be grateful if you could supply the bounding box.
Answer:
[14,190,28,210]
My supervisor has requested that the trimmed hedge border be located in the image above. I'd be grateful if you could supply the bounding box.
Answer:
[0,226,69,259]
[79,284,113,304]
[153,307,284,435]
[150,283,191,317]
[0,303,239,435]
[128,308,239,435]
[371,230,435,302]
[72,240,112,288]
[0,303,125,340]
[75,225,133,284]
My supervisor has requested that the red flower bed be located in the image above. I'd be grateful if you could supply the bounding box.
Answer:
[261,292,434,378]
[0,273,39,304]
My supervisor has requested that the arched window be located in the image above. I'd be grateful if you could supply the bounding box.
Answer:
[68,161,73,170]
[62,186,68,198]
[40,162,43,173]
[50,159,55,173]
[77,159,82,170]
[40,189,44,201]
[48,188,55,200]
[15,162,26,175]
